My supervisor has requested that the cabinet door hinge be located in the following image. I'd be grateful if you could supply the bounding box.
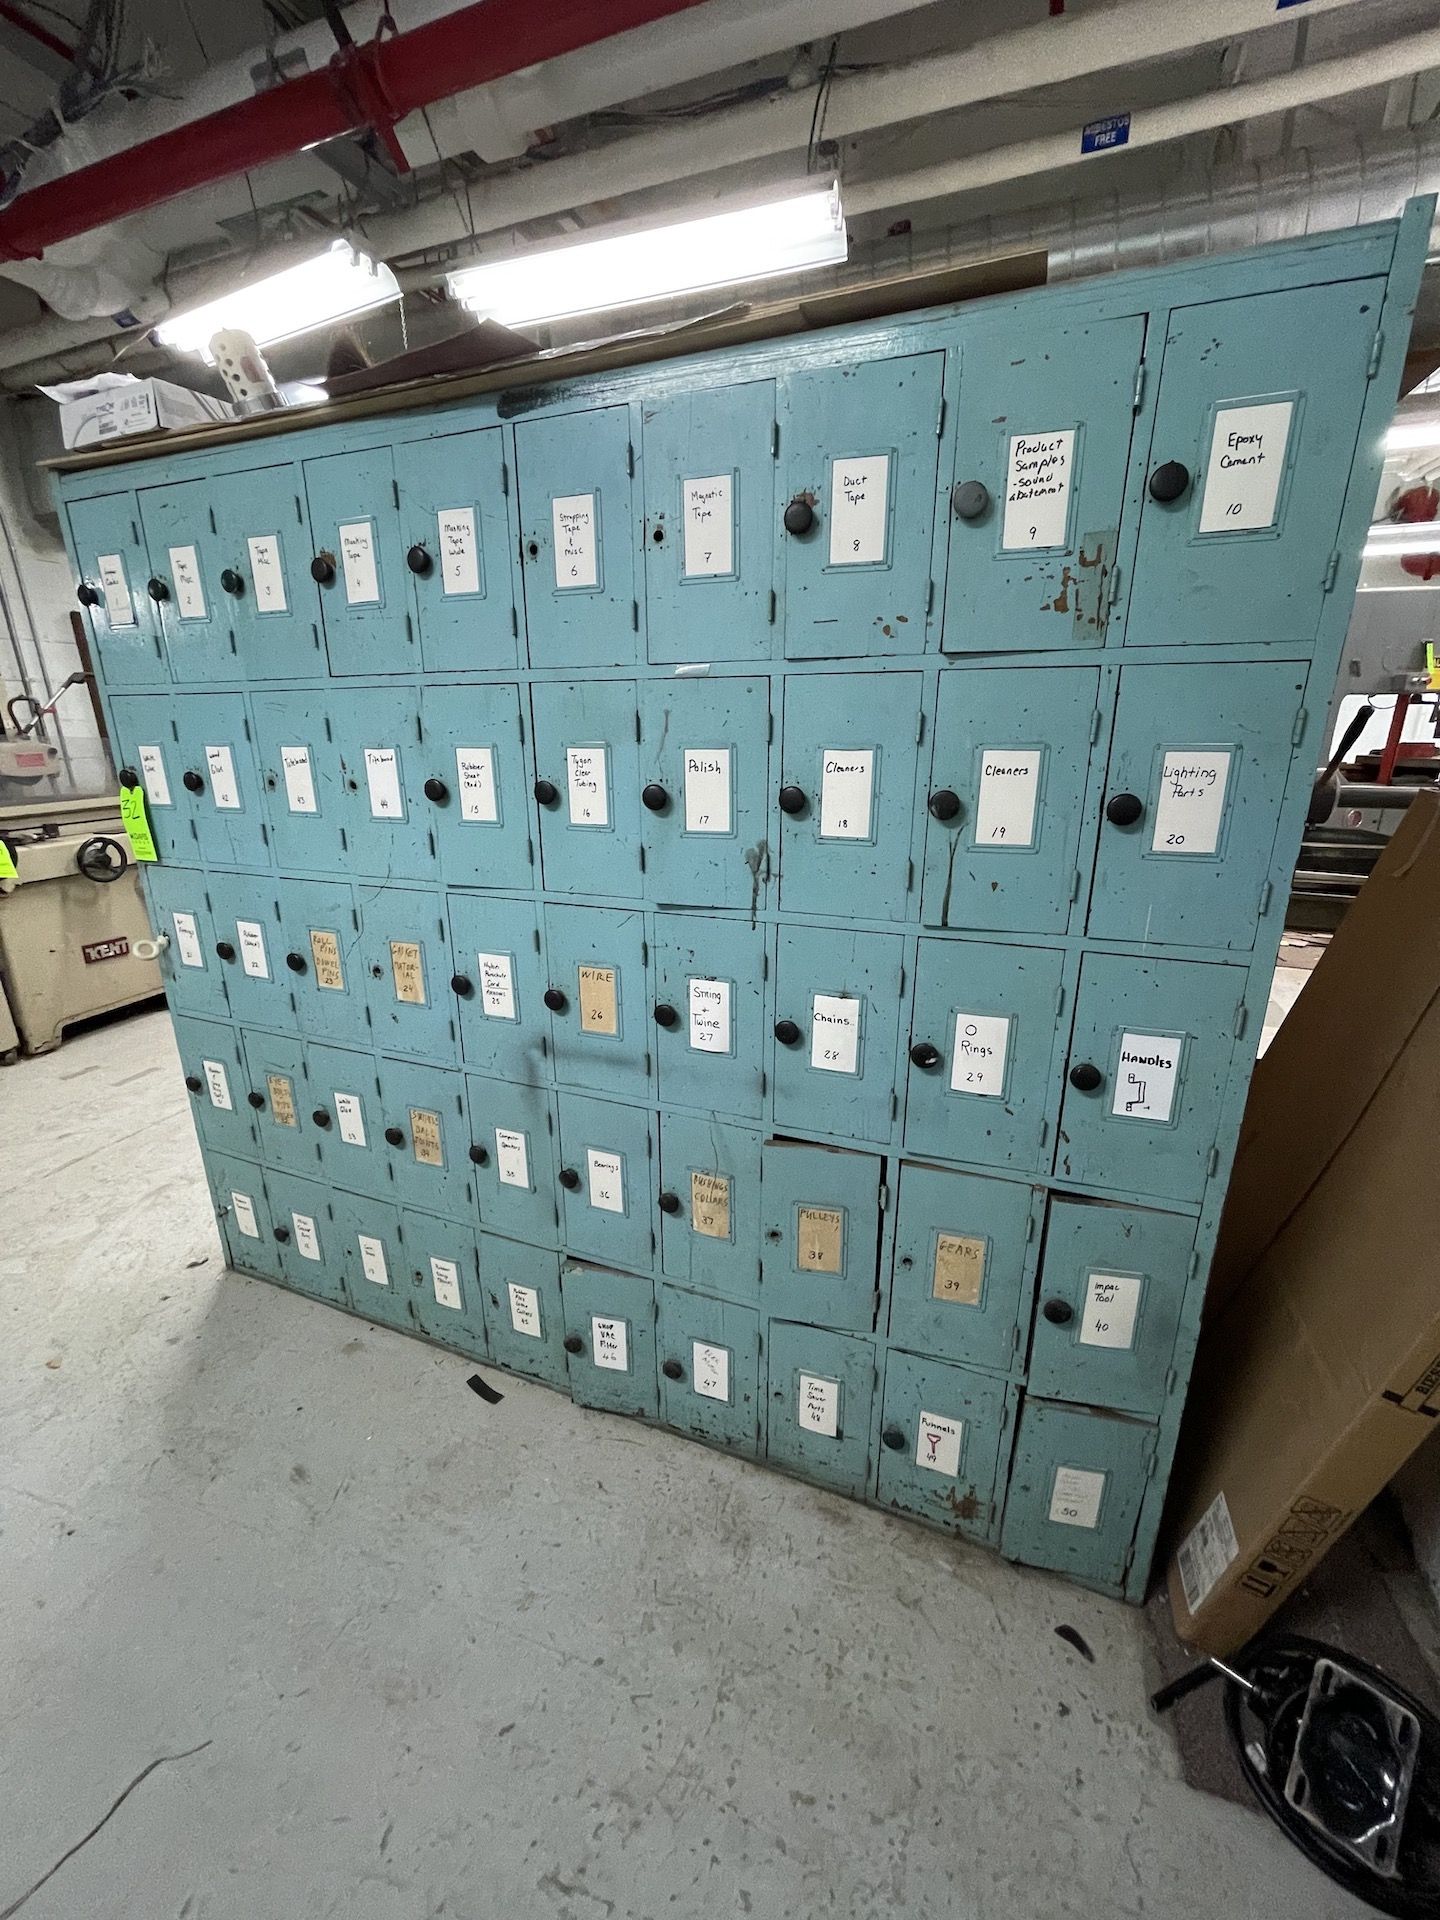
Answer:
[878,1182,889,1211]
[1257,878,1273,917]
[1322,550,1341,594]
[771,420,780,459]
[926,578,936,615]
[769,587,777,625]
[392,478,400,510]
[1367,327,1385,379]
[295,495,304,523]
[915,709,926,744]
[510,605,519,637]
[1233,1000,1248,1038]
[208,505,218,534]
[632,599,640,631]
[1089,706,1103,744]
[1069,867,1081,902]
[1186,1248,1200,1281]
[626,441,635,478]
[1206,1144,1221,1177]
[1132,360,1147,412]
[1291,705,1309,747]
[936,396,947,438]
[501,460,510,496]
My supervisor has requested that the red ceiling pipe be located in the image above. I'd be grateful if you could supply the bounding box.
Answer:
[0,0,715,261]
[0,0,74,63]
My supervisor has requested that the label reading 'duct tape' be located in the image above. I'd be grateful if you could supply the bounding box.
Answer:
[237,920,269,979]
[692,1342,731,1402]
[339,521,381,606]
[364,747,404,819]
[798,1373,840,1437]
[1198,400,1293,534]
[205,744,241,810]
[811,994,861,1075]
[682,474,734,578]
[508,1282,542,1337]
[171,912,204,969]
[1080,1271,1142,1350]
[916,1411,964,1478]
[477,952,517,1021]
[552,494,599,589]
[819,749,874,840]
[169,544,207,620]
[438,507,481,597]
[430,1257,463,1310]
[358,1233,389,1287]
[1003,430,1075,550]
[1152,751,1232,855]
[683,749,731,835]
[246,535,288,612]
[281,746,317,815]
[566,746,609,826]
[950,1014,1009,1097]
[829,454,890,566]
[293,1213,321,1262]
[974,750,1042,848]
[137,746,171,807]
[592,1317,628,1371]
[587,1149,624,1213]
[456,748,499,823]
[1113,1033,1181,1123]
[230,1191,259,1239]
[334,1092,366,1146]
[495,1127,530,1188]
[1049,1466,1106,1529]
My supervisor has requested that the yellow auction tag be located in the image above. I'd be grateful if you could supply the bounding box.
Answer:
[118,780,158,863]
[0,837,16,881]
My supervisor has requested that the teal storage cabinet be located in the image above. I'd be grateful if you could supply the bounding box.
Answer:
[70,198,1429,1601]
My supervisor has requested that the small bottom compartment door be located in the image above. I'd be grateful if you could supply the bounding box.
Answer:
[375,1056,474,1223]
[656,1284,760,1457]
[202,1152,281,1280]
[329,1189,409,1332]
[561,1263,658,1418]
[875,1349,1013,1543]
[759,1141,881,1334]
[887,1161,1040,1374]
[174,1014,255,1160]
[467,1074,559,1249]
[658,1113,762,1306]
[1000,1398,1154,1591]
[400,1208,488,1360]
[556,1092,656,1273]
[480,1234,567,1387]
[264,1168,347,1306]
[765,1320,875,1498]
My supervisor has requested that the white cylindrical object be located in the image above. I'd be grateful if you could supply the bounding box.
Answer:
[209,328,283,414]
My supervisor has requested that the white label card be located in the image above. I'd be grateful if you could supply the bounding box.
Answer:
[364,747,404,820]
[916,1411,964,1478]
[1003,430,1076,550]
[819,750,875,841]
[431,1257,463,1311]
[281,746,317,815]
[683,749,732,835]
[681,474,734,578]
[236,919,269,980]
[566,746,609,827]
[1198,400,1293,533]
[334,1092,366,1147]
[495,1127,530,1189]
[829,454,890,566]
[293,1213,322,1263]
[96,553,135,627]
[205,744,241,811]
[552,493,599,589]
[974,750,1043,849]
[592,1316,629,1372]
[202,1058,232,1110]
[477,952,517,1021]
[1080,1271,1143,1351]
[230,1191,259,1239]
[950,1014,1010,1097]
[1177,1491,1240,1614]
[456,748,499,823]
[798,1373,840,1438]
[692,1342,731,1403]
[508,1282,542,1338]
[358,1233,389,1287]
[339,520,381,606]
[587,1149,624,1214]
[168,544,207,620]
[687,977,731,1054]
[438,507,481,597]
[1152,750,1232,856]
[137,746,171,808]
[246,535,288,613]
[1049,1466,1107,1530]
[171,911,204,969]
[1113,1032,1182,1123]
[811,994,861,1075]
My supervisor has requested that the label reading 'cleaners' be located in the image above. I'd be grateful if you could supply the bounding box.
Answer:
[819,749,874,840]
[974,750,1042,848]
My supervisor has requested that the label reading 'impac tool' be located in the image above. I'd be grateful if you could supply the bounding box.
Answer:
[1079,1271,1142,1350]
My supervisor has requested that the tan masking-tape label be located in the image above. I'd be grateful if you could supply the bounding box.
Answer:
[310,928,344,991]
[797,1206,843,1274]
[410,1107,443,1167]
[691,1171,731,1240]
[266,1073,297,1129]
[390,940,426,1005]
[578,964,618,1036]
[933,1233,986,1306]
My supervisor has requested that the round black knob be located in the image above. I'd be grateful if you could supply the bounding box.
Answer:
[778,785,806,816]
[147,576,170,603]
[653,1003,679,1029]
[659,1191,681,1215]
[1043,1298,1075,1326]
[927,789,961,822]
[406,544,432,575]
[220,567,245,596]
[651,525,666,545]
[215,941,236,962]
[543,987,567,1013]
[468,1143,489,1166]
[384,1125,405,1148]
[527,539,540,559]
[909,1041,942,1070]
[451,973,474,998]
[1148,460,1191,503]
[184,1074,203,1093]
[774,1019,801,1046]
[641,783,669,813]
[286,951,307,974]
[247,1090,265,1110]
[274,1225,290,1243]
[534,778,559,806]
[312,1109,332,1129]
[952,479,991,521]
[559,1167,581,1190]
[423,777,449,804]
[1069,1062,1102,1093]
[662,1358,684,1381]
[118,767,140,789]
[310,554,335,584]
[182,769,205,794]
[76,582,101,607]
[1105,791,1144,828]
[563,1333,585,1354]
[881,1426,906,1452]
[783,496,815,536]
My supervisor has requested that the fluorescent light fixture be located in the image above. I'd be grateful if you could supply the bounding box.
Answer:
[1365,537,1440,557]
[447,185,846,327]
[1386,419,1440,451]
[156,240,400,364]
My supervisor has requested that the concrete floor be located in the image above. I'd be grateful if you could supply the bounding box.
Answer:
[0,1009,1375,1919]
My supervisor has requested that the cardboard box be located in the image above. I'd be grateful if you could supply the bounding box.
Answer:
[49,376,232,450]
[1167,794,1440,1654]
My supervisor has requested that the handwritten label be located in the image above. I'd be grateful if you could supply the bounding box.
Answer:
[171,911,204,969]
[819,750,875,840]
[358,1232,389,1287]
[565,746,609,826]
[508,1282,541,1337]
[578,965,618,1037]
[456,747,499,823]
[811,993,861,1075]
[692,1341,731,1402]
[266,1073,297,1128]
[281,746,317,815]
[168,544,207,620]
[687,977,731,1054]
[230,1191,259,1238]
[915,1411,964,1478]
[364,747,404,820]
[293,1213,321,1262]
[681,474,734,577]
[201,1058,232,1110]
[495,1127,530,1188]
[797,1205,843,1274]
[96,553,135,627]
[246,534,288,612]
[552,493,599,589]
[1198,400,1293,533]
[1112,1032,1181,1123]
[117,787,156,864]
[438,507,481,596]
[334,1091,366,1145]
[1152,750,1232,855]
[1049,1465,1106,1529]
[1003,430,1075,550]
[592,1316,629,1372]
[587,1148,624,1213]
[410,1107,443,1168]
[477,952,517,1021]
[974,749,1042,848]
[1080,1271,1142,1350]
[310,928,344,991]
[828,454,889,565]
[690,1171,732,1240]
[950,1014,1010,1097]
[798,1372,840,1437]
[431,1256,463,1310]
[683,748,732,834]
[390,940,426,1006]
[339,520,381,605]
[137,746,171,807]
[933,1233,987,1306]
[236,919,269,979]
[205,744,241,811]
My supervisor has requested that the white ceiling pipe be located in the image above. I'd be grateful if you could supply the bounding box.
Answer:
[844,23,1440,218]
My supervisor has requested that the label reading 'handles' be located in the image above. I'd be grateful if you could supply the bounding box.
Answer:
[1112,1032,1181,1124]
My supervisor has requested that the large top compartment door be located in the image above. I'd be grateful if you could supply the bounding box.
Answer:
[515,404,639,668]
